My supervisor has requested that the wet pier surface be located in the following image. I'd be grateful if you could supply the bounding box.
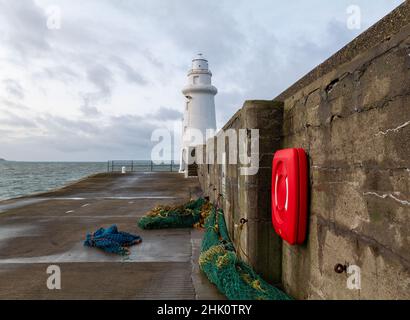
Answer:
[0,172,224,300]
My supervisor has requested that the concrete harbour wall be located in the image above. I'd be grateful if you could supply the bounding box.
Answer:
[197,2,410,299]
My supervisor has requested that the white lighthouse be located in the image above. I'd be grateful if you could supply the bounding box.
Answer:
[179,54,217,175]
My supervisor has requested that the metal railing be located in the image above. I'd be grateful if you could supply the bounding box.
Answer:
[107,160,180,173]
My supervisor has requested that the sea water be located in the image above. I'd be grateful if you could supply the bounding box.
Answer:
[0,161,106,201]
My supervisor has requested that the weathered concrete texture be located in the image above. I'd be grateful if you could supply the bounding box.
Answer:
[197,2,409,300]
[0,172,225,300]
[278,9,410,299]
[198,100,284,285]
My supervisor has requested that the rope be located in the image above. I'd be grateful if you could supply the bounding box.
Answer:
[138,197,292,300]
[138,198,209,230]
[235,220,250,262]
[199,206,292,300]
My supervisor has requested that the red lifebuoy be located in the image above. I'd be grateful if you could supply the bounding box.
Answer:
[271,148,308,245]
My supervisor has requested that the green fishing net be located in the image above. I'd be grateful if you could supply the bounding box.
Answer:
[138,198,209,229]
[199,207,292,300]
[139,198,292,300]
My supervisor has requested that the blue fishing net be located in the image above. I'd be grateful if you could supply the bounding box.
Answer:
[84,225,142,255]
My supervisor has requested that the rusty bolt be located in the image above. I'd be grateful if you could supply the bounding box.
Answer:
[334,263,347,274]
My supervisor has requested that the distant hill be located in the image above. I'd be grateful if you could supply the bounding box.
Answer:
[0,158,6,161]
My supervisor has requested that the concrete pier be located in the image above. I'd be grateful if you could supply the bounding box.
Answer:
[0,172,224,300]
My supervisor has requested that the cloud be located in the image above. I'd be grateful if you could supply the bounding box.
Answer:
[0,99,29,111]
[0,110,37,128]
[78,64,115,112]
[150,107,182,121]
[80,103,101,118]
[0,108,174,160]
[33,65,80,84]
[86,64,114,98]
[213,18,363,127]
[35,114,101,136]
[111,0,247,72]
[111,56,147,86]
[0,0,50,59]
[0,0,403,161]
[2,79,25,100]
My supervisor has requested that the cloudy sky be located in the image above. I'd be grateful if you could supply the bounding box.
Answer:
[0,0,404,161]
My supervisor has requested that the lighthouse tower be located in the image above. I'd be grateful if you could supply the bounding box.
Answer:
[179,54,217,175]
